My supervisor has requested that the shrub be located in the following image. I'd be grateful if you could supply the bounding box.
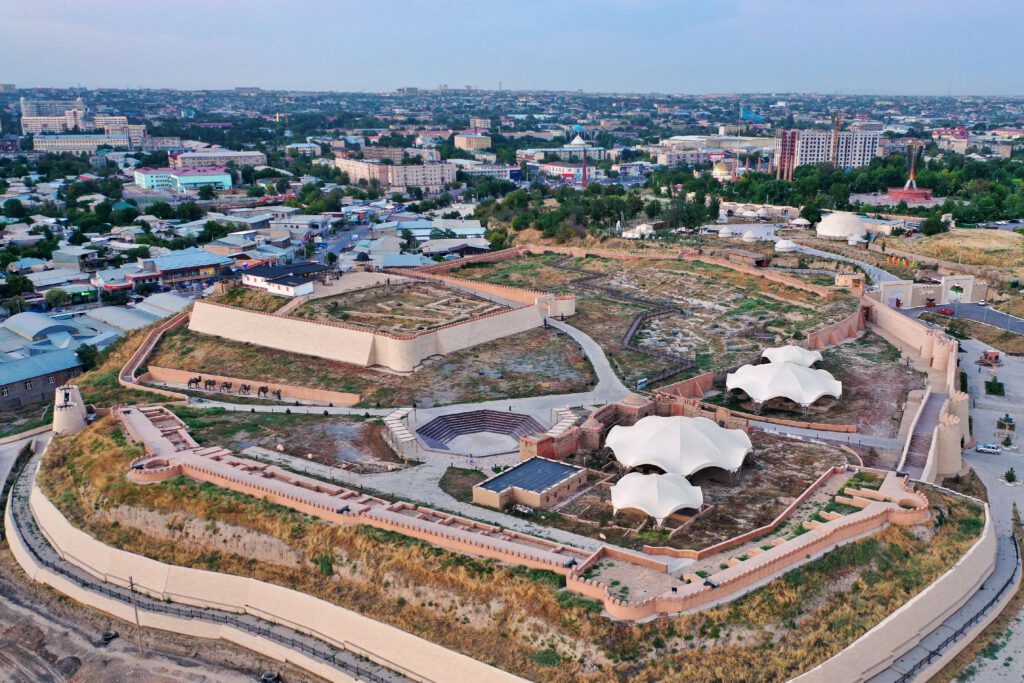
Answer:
[530,648,561,667]
[1005,468,1018,484]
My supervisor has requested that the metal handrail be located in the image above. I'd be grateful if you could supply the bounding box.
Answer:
[893,535,1021,682]
[7,462,420,683]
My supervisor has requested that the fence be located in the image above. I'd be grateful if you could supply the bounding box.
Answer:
[893,537,1020,683]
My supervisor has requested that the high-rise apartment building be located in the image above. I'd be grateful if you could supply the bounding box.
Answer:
[334,157,456,191]
[19,97,86,117]
[168,150,268,169]
[773,129,881,180]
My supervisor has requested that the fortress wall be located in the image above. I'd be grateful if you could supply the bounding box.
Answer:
[190,301,378,367]
[433,305,543,355]
[806,307,865,350]
[188,300,546,374]
[19,482,525,683]
[793,507,997,683]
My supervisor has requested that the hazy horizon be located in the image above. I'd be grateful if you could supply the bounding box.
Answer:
[2,0,1022,97]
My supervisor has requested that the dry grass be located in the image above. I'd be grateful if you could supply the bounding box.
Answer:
[40,419,985,682]
[901,229,1024,275]
[74,326,171,408]
[148,325,595,407]
[210,287,290,313]
[920,312,1024,354]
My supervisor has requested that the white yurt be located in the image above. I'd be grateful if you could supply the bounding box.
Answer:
[718,226,736,238]
[742,230,759,243]
[816,212,867,240]
[774,239,799,253]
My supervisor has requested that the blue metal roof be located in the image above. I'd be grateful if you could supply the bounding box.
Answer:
[0,349,81,386]
[149,247,233,272]
[480,458,580,494]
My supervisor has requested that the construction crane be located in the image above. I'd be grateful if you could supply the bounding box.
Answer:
[829,111,844,166]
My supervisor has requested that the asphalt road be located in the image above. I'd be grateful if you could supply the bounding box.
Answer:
[941,301,1024,335]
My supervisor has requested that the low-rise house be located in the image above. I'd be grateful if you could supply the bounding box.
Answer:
[241,262,332,298]
[51,245,104,272]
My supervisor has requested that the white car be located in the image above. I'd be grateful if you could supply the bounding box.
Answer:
[976,443,1002,454]
[977,300,988,306]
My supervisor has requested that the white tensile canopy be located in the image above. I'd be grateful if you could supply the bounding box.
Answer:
[774,239,799,252]
[726,361,842,407]
[719,226,736,237]
[791,217,811,226]
[606,415,752,476]
[741,230,759,242]
[611,472,704,525]
[761,344,823,367]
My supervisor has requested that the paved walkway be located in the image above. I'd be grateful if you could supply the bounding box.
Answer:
[6,452,412,683]
[0,430,47,491]
[791,244,902,284]
[871,335,1024,680]
[750,421,903,450]
[242,445,608,554]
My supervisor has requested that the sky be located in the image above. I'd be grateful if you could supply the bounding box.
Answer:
[2,0,1022,96]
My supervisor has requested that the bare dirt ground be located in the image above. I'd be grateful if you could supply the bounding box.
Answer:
[0,547,321,683]
[149,324,595,408]
[706,332,925,436]
[457,254,860,384]
[548,432,849,551]
[293,281,504,332]
[171,408,404,473]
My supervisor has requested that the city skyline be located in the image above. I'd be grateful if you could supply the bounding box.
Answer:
[2,0,1023,96]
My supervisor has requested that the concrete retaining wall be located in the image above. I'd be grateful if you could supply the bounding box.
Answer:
[793,506,997,683]
[18,479,525,683]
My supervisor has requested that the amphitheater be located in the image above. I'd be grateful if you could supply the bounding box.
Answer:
[416,410,546,454]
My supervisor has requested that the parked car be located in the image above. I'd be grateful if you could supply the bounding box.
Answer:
[976,443,1002,454]
[938,307,955,316]
[977,300,988,306]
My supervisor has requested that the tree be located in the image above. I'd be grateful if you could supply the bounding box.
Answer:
[76,343,99,371]
[246,185,266,198]
[920,214,946,236]
[67,229,88,245]
[45,288,70,309]
[1005,468,1017,484]
[275,178,291,194]
[0,274,34,298]
[177,201,202,222]
[644,200,662,219]
[3,198,27,218]
[800,204,822,224]
[148,201,174,219]
[198,185,217,200]
[326,251,338,266]
[401,229,418,251]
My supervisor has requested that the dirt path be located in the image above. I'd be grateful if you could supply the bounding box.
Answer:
[0,546,323,683]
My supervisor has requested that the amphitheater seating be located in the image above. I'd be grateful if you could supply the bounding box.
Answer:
[416,410,545,450]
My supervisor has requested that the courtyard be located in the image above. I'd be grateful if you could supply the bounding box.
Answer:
[292,281,506,333]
